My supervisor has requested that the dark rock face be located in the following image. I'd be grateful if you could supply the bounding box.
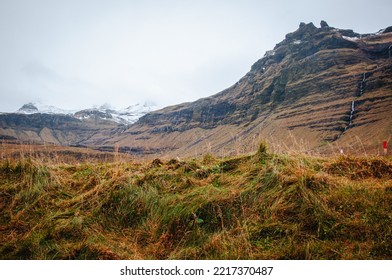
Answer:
[285,22,318,41]
[320,20,329,28]
[383,26,392,33]
[18,103,39,113]
[0,113,78,129]
[114,22,392,157]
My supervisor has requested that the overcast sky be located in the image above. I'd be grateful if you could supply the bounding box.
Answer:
[0,0,391,112]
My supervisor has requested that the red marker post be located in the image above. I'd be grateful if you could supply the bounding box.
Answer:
[383,141,388,155]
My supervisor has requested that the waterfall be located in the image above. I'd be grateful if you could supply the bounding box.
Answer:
[337,74,365,139]
[344,100,355,131]
[337,73,366,139]
[359,73,366,96]
[349,100,355,126]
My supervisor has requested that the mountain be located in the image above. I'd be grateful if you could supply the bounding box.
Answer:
[0,102,156,145]
[17,102,74,115]
[107,22,392,157]
[15,102,157,125]
[2,22,391,157]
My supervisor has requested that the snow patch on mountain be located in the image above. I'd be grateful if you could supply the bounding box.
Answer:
[342,35,360,42]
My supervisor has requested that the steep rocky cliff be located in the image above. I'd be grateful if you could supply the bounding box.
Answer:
[108,22,392,157]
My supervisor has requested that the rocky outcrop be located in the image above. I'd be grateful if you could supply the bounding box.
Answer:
[320,20,329,29]
[17,103,39,114]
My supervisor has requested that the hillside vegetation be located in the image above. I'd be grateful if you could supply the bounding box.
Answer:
[1,144,391,259]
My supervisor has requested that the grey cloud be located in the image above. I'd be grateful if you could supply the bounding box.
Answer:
[21,61,61,81]
[1,0,391,112]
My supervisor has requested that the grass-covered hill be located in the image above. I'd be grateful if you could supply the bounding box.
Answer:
[1,144,391,259]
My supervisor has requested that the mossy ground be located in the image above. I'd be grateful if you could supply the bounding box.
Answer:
[1,148,391,259]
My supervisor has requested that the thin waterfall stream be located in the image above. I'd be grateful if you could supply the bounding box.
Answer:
[348,100,355,128]
[359,73,366,96]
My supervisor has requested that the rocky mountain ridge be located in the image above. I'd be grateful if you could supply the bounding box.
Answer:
[108,22,392,157]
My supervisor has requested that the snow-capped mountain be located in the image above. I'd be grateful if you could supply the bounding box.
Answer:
[115,102,158,124]
[17,102,75,115]
[15,102,157,125]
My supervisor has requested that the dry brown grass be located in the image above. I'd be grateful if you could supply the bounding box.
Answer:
[0,143,391,259]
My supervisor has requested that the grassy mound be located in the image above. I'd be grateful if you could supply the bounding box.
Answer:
[1,149,391,259]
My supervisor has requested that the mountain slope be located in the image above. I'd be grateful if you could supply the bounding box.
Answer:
[109,22,392,157]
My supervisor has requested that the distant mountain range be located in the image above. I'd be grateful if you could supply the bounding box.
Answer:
[16,102,157,125]
[0,102,156,146]
[1,21,392,157]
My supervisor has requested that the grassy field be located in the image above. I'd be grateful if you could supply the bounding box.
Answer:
[0,143,391,259]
